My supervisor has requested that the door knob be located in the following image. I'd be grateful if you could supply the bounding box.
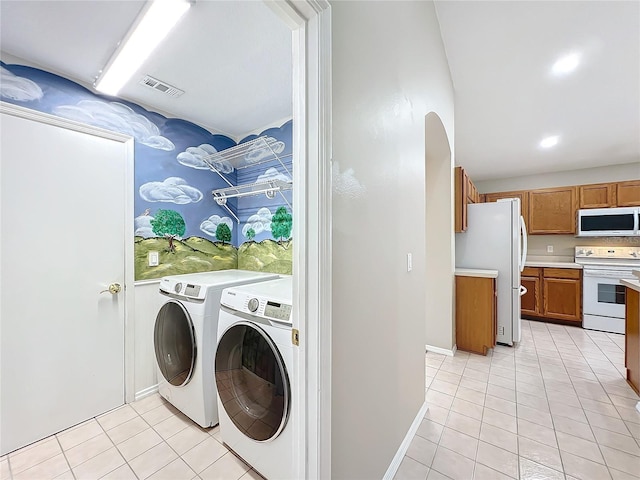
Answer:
[100,283,122,295]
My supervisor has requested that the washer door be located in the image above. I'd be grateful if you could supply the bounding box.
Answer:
[215,321,290,442]
[154,300,197,387]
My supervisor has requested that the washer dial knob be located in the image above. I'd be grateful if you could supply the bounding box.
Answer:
[174,282,182,294]
[248,298,259,313]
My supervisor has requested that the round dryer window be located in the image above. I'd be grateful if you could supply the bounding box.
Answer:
[154,300,197,387]
[215,322,290,442]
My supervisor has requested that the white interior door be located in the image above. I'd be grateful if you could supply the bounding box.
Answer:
[0,105,132,455]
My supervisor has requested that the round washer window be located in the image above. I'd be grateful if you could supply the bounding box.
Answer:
[154,300,196,387]
[215,322,290,442]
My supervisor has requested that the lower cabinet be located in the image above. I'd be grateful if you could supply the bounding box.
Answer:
[521,267,582,324]
[455,275,497,355]
[625,287,640,395]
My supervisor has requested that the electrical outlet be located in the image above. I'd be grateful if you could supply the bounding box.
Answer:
[547,245,554,253]
[407,253,412,272]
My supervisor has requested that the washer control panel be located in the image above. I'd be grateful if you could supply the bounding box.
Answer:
[159,278,204,300]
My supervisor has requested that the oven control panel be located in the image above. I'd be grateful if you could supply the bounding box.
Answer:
[575,246,640,259]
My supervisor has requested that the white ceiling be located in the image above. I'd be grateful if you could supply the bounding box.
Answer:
[0,0,293,139]
[435,0,640,181]
[1,1,638,179]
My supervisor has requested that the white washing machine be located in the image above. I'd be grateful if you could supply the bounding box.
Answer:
[154,270,279,428]
[215,276,294,480]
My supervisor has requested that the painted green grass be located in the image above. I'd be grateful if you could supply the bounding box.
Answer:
[238,239,292,275]
[135,236,237,280]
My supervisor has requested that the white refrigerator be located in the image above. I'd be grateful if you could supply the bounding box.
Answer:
[455,198,528,346]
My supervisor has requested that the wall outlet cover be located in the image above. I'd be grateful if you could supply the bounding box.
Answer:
[148,251,159,267]
[547,245,554,253]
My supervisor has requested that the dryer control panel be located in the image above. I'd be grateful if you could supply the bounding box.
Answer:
[221,277,293,324]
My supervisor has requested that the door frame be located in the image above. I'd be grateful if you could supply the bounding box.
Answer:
[265,2,332,479]
[0,101,136,404]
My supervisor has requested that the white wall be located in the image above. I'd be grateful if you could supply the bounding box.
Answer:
[133,282,164,398]
[475,162,640,193]
[330,2,455,478]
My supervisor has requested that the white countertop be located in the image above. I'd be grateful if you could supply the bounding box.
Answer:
[525,261,583,269]
[455,268,499,278]
[622,278,640,293]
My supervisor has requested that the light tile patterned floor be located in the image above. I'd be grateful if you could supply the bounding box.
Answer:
[3,319,640,479]
[396,320,640,480]
[0,394,261,480]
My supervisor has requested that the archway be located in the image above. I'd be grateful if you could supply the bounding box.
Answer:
[425,112,455,353]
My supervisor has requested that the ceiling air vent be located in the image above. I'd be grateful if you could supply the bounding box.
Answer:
[139,75,184,97]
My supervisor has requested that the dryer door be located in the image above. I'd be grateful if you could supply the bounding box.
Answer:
[215,321,290,442]
[154,300,197,387]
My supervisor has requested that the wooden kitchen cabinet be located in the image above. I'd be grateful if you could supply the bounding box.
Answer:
[455,274,497,355]
[543,268,582,323]
[483,190,529,224]
[455,166,480,233]
[521,267,542,317]
[579,180,640,208]
[528,186,577,234]
[616,180,640,207]
[625,286,640,395]
[466,175,480,204]
[579,183,616,208]
[521,267,582,324]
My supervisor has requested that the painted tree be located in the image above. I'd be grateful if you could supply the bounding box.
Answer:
[271,206,292,243]
[246,228,256,242]
[216,223,232,245]
[150,209,185,253]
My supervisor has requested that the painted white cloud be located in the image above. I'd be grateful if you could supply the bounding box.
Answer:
[200,215,233,237]
[242,207,273,237]
[177,144,233,173]
[134,213,156,238]
[244,137,285,164]
[0,66,43,101]
[256,167,291,184]
[139,177,203,204]
[52,100,175,151]
[332,161,366,199]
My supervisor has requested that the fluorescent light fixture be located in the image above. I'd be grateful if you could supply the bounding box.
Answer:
[551,53,580,76]
[539,135,560,149]
[94,0,191,96]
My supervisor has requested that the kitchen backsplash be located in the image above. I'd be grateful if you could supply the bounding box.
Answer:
[528,234,640,260]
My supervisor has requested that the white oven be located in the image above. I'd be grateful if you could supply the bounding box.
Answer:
[582,267,636,334]
[576,246,640,334]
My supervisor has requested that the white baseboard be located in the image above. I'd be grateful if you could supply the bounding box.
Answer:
[133,385,158,402]
[425,344,457,356]
[382,401,428,480]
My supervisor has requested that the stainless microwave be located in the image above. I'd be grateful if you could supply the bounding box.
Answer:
[577,207,640,237]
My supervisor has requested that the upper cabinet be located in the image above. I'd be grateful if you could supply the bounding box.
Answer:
[616,180,640,207]
[578,180,640,209]
[528,186,577,234]
[455,166,480,233]
[579,183,616,208]
[482,180,639,235]
[483,190,529,224]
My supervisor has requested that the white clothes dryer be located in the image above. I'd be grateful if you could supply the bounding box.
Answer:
[154,270,279,428]
[215,276,294,480]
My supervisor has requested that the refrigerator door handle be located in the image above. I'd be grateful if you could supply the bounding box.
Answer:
[520,215,528,272]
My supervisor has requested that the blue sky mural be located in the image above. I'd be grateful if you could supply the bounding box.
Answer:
[0,62,293,278]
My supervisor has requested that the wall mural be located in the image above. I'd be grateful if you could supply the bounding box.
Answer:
[0,62,293,280]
